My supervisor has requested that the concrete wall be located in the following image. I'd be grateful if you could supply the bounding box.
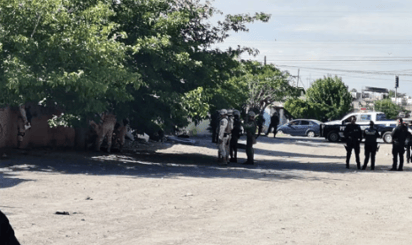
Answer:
[0,106,75,149]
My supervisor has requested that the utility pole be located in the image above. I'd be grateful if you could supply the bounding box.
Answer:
[395,76,399,105]
[264,56,266,65]
[297,69,300,88]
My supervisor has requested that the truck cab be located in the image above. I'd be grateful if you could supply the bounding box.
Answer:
[321,112,397,143]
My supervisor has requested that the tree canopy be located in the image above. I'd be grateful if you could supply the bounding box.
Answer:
[0,0,271,134]
[374,99,404,119]
[285,76,353,120]
[0,0,139,125]
[229,61,303,114]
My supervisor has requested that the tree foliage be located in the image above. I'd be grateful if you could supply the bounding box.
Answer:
[110,0,270,132]
[284,98,315,119]
[207,61,302,116]
[0,0,140,126]
[374,99,404,119]
[0,0,272,136]
[285,76,352,120]
[241,62,303,114]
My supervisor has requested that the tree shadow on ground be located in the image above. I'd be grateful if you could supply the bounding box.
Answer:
[193,135,346,160]
[0,171,32,189]
[0,145,386,186]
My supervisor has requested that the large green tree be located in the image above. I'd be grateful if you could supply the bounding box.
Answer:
[205,61,303,118]
[110,0,270,132]
[1,0,271,138]
[0,0,140,121]
[374,99,404,119]
[285,76,352,120]
[242,62,303,114]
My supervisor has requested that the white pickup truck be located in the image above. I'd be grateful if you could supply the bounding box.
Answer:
[320,112,398,143]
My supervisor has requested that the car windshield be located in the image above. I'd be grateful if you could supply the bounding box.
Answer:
[376,113,387,121]
[311,120,322,125]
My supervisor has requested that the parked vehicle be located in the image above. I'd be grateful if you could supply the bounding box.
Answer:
[277,119,322,137]
[320,112,397,143]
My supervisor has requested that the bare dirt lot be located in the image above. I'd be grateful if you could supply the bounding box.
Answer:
[1,135,412,245]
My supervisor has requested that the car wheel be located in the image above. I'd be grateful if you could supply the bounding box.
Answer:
[383,131,393,144]
[327,131,339,142]
[307,131,315,137]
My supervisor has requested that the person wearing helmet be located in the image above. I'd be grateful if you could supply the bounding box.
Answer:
[217,109,231,165]
[210,110,220,143]
[242,110,257,165]
[230,110,242,163]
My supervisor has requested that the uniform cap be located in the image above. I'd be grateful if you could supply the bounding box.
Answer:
[227,109,233,116]
[248,111,256,117]
[220,109,228,115]
[233,110,240,116]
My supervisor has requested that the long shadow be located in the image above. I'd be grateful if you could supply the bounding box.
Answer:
[253,147,346,159]
[193,136,346,159]
[0,171,32,189]
[0,145,390,186]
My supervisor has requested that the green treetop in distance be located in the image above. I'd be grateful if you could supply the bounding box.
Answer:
[285,75,352,121]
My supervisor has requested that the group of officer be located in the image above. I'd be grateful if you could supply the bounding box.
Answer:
[344,116,411,171]
[213,109,257,165]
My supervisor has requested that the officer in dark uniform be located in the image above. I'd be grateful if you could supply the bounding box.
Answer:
[265,111,279,137]
[390,117,409,171]
[362,121,380,170]
[229,110,242,163]
[0,210,20,245]
[210,110,220,143]
[343,116,362,169]
[255,111,265,139]
[405,123,412,163]
[243,111,257,165]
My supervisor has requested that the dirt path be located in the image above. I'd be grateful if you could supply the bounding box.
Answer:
[1,135,412,245]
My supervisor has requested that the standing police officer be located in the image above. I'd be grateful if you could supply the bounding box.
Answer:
[362,121,379,170]
[210,110,220,143]
[406,122,412,163]
[230,110,242,163]
[265,111,279,137]
[226,109,234,162]
[390,117,409,171]
[343,116,362,169]
[217,109,231,165]
[243,111,257,165]
[255,111,265,139]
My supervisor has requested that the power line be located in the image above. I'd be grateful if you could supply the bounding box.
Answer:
[267,59,412,62]
[274,64,412,77]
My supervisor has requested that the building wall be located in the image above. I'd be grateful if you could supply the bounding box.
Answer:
[0,106,75,149]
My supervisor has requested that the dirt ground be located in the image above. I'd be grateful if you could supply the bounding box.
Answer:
[1,134,412,245]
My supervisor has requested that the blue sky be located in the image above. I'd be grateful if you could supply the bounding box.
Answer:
[211,0,412,95]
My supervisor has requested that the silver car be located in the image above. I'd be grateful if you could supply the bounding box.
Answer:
[277,119,322,137]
